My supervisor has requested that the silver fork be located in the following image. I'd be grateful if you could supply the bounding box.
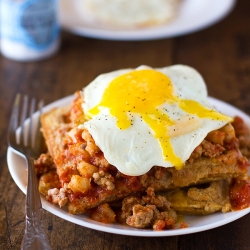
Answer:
[8,93,51,250]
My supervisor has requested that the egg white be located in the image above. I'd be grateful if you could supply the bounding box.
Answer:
[81,65,231,176]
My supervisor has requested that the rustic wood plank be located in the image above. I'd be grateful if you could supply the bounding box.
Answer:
[0,200,12,250]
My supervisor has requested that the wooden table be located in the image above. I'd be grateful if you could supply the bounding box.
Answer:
[1,1,250,249]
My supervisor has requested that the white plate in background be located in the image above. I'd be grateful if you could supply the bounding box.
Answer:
[59,0,236,41]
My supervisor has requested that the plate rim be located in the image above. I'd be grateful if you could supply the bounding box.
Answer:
[7,94,250,237]
[59,0,236,41]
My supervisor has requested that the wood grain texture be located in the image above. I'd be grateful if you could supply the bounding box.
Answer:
[1,0,250,249]
[0,200,12,250]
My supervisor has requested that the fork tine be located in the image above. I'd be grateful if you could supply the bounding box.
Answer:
[20,95,29,146]
[33,99,45,154]
[27,97,36,148]
[8,93,21,146]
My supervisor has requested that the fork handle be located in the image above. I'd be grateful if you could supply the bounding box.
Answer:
[21,156,51,250]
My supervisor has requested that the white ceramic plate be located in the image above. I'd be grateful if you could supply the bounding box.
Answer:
[7,95,250,237]
[59,0,236,41]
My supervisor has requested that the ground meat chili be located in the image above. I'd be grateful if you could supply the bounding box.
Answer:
[36,92,250,230]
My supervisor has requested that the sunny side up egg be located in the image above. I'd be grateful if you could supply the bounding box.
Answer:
[80,65,232,176]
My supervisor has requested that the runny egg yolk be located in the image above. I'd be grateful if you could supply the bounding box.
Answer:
[87,69,232,169]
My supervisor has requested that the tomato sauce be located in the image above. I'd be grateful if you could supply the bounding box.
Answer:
[230,179,250,210]
[121,174,142,191]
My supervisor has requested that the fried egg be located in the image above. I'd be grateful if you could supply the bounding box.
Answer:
[80,65,232,176]
[80,0,182,29]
